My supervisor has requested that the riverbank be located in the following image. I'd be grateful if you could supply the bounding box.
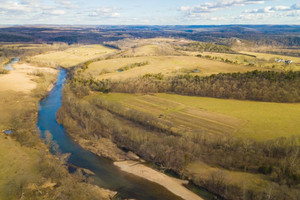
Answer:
[60,129,205,200]
[0,62,57,93]
[115,161,204,200]
[66,134,127,161]
[41,69,186,200]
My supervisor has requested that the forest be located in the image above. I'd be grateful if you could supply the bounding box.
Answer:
[74,70,300,103]
[1,25,300,47]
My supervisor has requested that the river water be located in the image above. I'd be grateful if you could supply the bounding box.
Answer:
[4,58,19,71]
[36,69,187,200]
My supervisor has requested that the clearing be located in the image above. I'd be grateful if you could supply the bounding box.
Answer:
[87,56,260,81]
[0,63,57,93]
[98,93,300,140]
[0,134,40,199]
[29,45,116,68]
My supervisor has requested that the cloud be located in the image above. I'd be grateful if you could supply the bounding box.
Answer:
[245,3,300,14]
[54,0,77,9]
[245,6,274,13]
[234,13,271,22]
[89,7,120,17]
[180,0,266,15]
[0,1,32,13]
[286,10,300,17]
[291,3,300,10]
[47,10,66,15]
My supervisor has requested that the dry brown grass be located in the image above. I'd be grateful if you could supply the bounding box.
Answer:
[29,45,116,68]
[186,161,270,191]
[0,63,57,93]
[87,56,259,81]
[0,134,40,199]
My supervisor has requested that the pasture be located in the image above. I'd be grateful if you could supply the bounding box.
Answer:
[241,51,300,70]
[29,45,116,68]
[0,62,58,198]
[186,161,270,192]
[98,93,300,140]
[87,56,260,80]
[120,44,182,57]
[0,63,57,94]
[0,134,40,199]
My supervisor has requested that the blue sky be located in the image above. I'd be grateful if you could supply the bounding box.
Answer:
[0,0,299,25]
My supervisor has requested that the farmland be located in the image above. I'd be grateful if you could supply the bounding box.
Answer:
[29,45,116,68]
[75,38,300,141]
[57,37,300,200]
[86,55,261,81]
[96,93,300,140]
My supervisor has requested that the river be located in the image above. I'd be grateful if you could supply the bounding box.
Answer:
[4,58,19,71]
[36,68,187,200]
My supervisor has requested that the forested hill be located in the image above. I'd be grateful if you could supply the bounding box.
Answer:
[1,25,300,47]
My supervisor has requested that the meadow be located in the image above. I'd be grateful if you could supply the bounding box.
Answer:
[87,55,260,80]
[96,93,300,140]
[0,134,40,199]
[29,45,116,68]
[195,51,300,70]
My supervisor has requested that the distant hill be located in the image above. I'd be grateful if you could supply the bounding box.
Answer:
[1,25,300,48]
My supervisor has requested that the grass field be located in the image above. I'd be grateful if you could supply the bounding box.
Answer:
[30,45,116,68]
[181,50,300,71]
[0,91,34,130]
[0,63,57,93]
[241,51,300,70]
[0,134,40,199]
[0,60,59,199]
[87,56,260,80]
[186,161,270,192]
[120,44,182,57]
[242,51,300,63]
[96,93,300,140]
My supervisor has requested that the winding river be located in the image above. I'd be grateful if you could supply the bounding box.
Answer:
[4,57,19,71]
[37,69,186,200]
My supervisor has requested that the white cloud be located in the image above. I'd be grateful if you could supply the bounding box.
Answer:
[245,3,300,14]
[287,10,300,17]
[180,0,266,14]
[273,6,290,11]
[48,10,66,15]
[291,3,300,10]
[89,7,120,17]
[0,1,32,12]
[179,0,268,20]
[245,6,274,13]
[234,13,271,22]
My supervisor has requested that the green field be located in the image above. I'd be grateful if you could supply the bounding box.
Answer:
[186,161,270,192]
[30,45,116,68]
[97,93,300,140]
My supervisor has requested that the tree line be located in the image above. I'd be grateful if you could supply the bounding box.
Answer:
[74,70,300,103]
